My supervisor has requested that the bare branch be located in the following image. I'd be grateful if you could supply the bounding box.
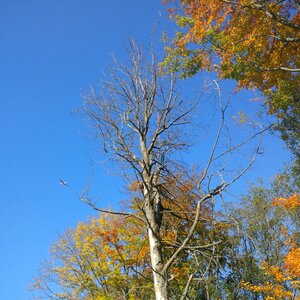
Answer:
[197,80,228,188]
[180,273,195,300]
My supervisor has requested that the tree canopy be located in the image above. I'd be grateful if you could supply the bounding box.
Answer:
[31,5,300,296]
[164,0,300,156]
[33,162,300,299]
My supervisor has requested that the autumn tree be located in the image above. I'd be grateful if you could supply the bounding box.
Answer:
[224,162,300,298]
[32,176,233,299]
[128,174,234,299]
[32,166,299,299]
[164,0,300,157]
[32,215,152,300]
[241,193,300,299]
[78,41,266,300]
[225,183,289,298]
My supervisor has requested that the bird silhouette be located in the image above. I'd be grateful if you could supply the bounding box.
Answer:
[59,179,69,186]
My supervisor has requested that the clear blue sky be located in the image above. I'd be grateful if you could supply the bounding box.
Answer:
[0,1,291,299]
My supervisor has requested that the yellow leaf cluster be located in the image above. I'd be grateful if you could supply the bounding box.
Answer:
[44,215,153,299]
[242,279,294,299]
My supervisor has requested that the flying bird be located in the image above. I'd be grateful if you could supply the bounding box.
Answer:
[59,179,69,186]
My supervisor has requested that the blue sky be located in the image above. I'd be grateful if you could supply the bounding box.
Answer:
[0,1,291,299]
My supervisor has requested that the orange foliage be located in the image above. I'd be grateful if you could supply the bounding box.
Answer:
[285,248,300,278]
[165,0,300,115]
[272,194,300,210]
[242,254,300,299]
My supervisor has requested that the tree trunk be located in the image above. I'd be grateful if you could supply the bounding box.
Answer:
[148,227,168,300]
[143,181,168,300]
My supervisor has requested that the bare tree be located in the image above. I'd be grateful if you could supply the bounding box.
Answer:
[82,41,268,300]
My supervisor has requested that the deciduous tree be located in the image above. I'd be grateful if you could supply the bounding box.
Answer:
[81,41,266,299]
[32,215,151,300]
[225,162,300,298]
[241,194,300,299]
[164,0,300,157]
[40,41,265,300]
[32,176,232,299]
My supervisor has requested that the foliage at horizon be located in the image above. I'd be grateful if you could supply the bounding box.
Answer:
[32,163,300,299]
[32,176,232,299]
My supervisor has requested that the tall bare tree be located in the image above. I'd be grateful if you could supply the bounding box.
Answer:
[82,41,267,300]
